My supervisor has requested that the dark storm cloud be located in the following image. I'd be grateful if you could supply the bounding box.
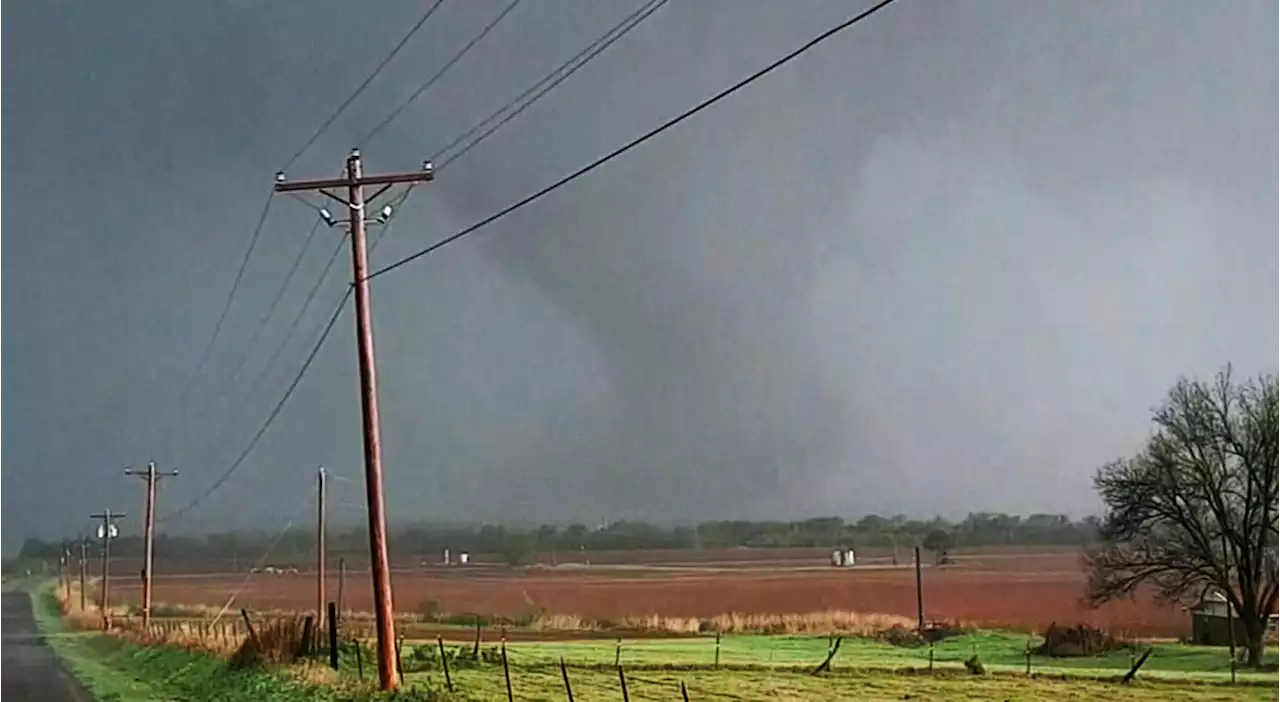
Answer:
[3,1,1275,549]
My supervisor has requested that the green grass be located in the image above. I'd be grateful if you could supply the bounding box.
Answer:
[394,630,1278,701]
[31,580,1277,701]
[406,665,1277,702]
[419,629,1278,682]
[29,583,466,701]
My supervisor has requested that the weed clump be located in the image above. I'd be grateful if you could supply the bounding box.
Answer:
[227,616,308,668]
[963,653,986,674]
[1033,622,1129,657]
[922,620,972,642]
[879,624,925,648]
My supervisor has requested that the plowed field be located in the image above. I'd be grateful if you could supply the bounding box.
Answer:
[116,548,1185,637]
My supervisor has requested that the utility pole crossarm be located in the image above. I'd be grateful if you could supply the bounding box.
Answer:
[125,467,180,478]
[274,165,434,194]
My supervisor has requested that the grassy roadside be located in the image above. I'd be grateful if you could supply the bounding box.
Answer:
[29,583,466,701]
[31,581,1275,701]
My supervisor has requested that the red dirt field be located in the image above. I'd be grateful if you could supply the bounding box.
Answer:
[115,548,1187,638]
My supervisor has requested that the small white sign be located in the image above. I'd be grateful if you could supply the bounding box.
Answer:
[97,524,119,540]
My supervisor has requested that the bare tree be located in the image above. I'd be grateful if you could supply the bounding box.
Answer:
[1086,365,1278,666]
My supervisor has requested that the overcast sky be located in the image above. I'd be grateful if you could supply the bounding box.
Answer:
[3,0,1276,552]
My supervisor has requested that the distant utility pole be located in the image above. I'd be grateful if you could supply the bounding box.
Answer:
[125,462,178,629]
[78,538,88,611]
[90,509,125,629]
[316,466,327,646]
[914,545,924,633]
[60,543,71,600]
[275,149,434,691]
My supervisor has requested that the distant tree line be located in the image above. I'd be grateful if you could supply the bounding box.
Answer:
[15,512,1098,567]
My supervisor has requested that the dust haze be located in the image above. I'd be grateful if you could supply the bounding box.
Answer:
[2,0,1275,549]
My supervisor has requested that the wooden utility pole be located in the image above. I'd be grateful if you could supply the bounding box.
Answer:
[337,557,346,617]
[1221,533,1237,682]
[125,462,178,628]
[78,539,88,611]
[316,466,327,646]
[275,150,434,690]
[914,545,924,633]
[90,510,125,629]
[60,544,71,600]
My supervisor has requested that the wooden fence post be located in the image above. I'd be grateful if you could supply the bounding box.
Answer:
[395,635,404,680]
[681,680,690,702]
[438,636,453,692]
[354,640,364,680]
[1121,649,1152,684]
[299,616,315,657]
[617,665,630,702]
[327,603,339,670]
[714,631,721,669]
[240,609,258,651]
[811,636,842,675]
[560,656,574,702]
[502,640,514,702]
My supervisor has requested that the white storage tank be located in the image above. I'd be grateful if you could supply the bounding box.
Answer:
[459,552,470,565]
[845,549,856,567]
[831,550,843,567]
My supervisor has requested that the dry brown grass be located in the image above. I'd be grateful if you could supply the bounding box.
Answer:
[137,592,915,639]
[617,614,703,633]
[228,616,310,668]
[705,610,916,635]
[525,609,915,635]
[53,580,117,631]
[526,613,592,632]
[120,618,250,658]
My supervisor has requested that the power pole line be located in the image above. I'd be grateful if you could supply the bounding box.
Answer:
[316,465,327,648]
[338,557,346,618]
[275,150,434,691]
[90,509,125,629]
[60,544,71,600]
[125,463,178,629]
[78,538,88,612]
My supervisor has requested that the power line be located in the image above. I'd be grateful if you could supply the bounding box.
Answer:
[369,185,418,254]
[367,0,900,281]
[177,192,275,404]
[168,193,419,517]
[281,0,448,172]
[174,217,335,471]
[178,238,347,476]
[434,0,669,170]
[238,184,412,419]
[206,490,316,625]
[159,286,352,524]
[359,0,523,146]
[220,217,326,389]
[355,0,664,266]
[232,167,360,409]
